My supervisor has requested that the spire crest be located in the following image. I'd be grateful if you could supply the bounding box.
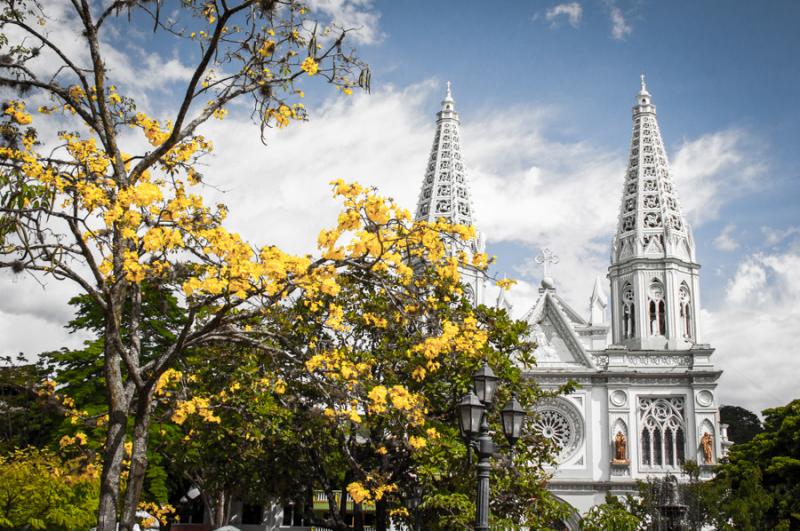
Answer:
[415,82,479,237]
[612,77,693,265]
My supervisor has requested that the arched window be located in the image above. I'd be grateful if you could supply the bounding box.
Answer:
[622,283,635,339]
[648,280,667,337]
[679,283,693,338]
[639,397,686,468]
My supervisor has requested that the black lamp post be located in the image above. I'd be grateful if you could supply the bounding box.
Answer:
[457,362,526,531]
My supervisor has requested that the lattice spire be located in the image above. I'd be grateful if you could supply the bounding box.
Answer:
[612,77,695,264]
[415,82,477,229]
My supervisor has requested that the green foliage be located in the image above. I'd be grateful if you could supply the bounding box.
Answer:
[720,404,763,444]
[707,399,800,530]
[0,447,99,531]
[580,494,641,531]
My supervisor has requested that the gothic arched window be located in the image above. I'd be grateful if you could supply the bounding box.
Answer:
[639,397,686,469]
[622,283,635,339]
[679,282,693,339]
[648,280,667,337]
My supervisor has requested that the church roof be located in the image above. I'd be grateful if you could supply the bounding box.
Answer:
[522,281,597,370]
[415,82,477,228]
[612,76,695,265]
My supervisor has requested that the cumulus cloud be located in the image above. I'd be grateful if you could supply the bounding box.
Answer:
[762,225,800,247]
[608,6,632,40]
[704,249,800,412]
[545,2,584,28]
[671,129,766,225]
[307,0,383,44]
[713,224,739,251]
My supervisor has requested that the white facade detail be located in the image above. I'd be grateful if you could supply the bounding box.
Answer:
[520,78,727,523]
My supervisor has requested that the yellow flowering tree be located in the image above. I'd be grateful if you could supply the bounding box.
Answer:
[143,182,568,529]
[0,1,367,529]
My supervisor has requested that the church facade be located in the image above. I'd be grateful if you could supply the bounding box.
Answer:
[414,79,730,522]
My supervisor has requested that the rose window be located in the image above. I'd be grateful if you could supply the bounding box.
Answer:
[533,398,584,464]
[535,410,572,449]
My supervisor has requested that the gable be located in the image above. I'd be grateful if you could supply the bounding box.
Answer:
[525,293,595,369]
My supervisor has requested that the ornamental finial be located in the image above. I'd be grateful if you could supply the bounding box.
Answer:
[640,73,646,92]
[446,80,452,99]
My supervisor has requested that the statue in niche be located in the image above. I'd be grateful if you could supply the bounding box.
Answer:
[613,431,628,463]
[701,432,714,464]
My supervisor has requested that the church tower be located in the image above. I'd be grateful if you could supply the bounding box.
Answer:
[609,77,701,350]
[415,83,487,304]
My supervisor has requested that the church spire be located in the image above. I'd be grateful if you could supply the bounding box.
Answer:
[612,77,694,265]
[608,77,701,350]
[415,82,478,230]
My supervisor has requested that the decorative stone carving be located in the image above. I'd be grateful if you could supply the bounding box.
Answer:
[609,390,628,407]
[696,390,714,407]
[625,354,691,367]
[533,398,584,464]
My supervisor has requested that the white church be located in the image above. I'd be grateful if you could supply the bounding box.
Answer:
[413,78,730,523]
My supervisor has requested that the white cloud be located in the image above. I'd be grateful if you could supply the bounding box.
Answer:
[670,129,766,225]
[713,223,739,251]
[704,250,800,412]
[762,225,800,247]
[609,6,632,40]
[307,0,383,44]
[545,2,584,28]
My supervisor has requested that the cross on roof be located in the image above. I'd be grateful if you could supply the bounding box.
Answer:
[534,248,560,278]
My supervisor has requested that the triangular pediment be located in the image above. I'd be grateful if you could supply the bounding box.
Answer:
[523,292,595,368]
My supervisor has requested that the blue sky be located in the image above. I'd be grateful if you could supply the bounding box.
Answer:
[1,0,798,413]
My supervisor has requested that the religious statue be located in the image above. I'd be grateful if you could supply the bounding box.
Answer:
[613,431,628,463]
[701,432,714,464]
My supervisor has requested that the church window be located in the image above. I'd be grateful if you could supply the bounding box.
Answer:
[426,173,434,184]
[622,215,635,232]
[626,182,637,194]
[644,180,657,191]
[630,156,638,166]
[423,187,432,198]
[440,172,451,182]
[455,163,464,170]
[643,213,661,228]
[455,172,464,183]
[679,283,693,338]
[643,144,653,153]
[670,215,683,231]
[644,155,655,164]
[442,142,451,149]
[458,202,470,216]
[456,187,467,198]
[643,195,659,208]
[639,397,686,469]
[439,161,450,169]
[648,280,667,337]
[622,284,635,339]
[419,204,429,216]
[441,150,451,158]
[435,199,451,213]
[625,198,635,212]
[632,148,639,156]
[437,184,451,196]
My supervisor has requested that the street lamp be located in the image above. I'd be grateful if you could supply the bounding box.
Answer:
[457,362,526,531]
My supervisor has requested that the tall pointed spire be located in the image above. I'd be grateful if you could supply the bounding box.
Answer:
[608,77,701,350]
[415,82,478,231]
[612,77,694,265]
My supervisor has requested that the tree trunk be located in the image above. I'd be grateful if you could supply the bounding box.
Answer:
[375,498,388,531]
[119,386,156,530]
[353,502,364,531]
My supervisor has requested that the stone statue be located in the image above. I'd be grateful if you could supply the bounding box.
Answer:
[614,431,627,462]
[701,432,713,464]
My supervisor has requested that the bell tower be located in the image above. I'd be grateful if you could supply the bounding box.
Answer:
[609,77,701,350]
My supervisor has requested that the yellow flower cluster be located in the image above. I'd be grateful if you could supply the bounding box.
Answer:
[4,100,33,125]
[300,57,319,76]
[346,478,397,504]
[171,396,221,425]
[366,384,426,425]
[133,112,171,146]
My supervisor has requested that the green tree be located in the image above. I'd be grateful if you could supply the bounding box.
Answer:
[0,447,99,531]
[720,404,763,444]
[708,399,800,530]
[580,494,641,531]
[0,1,369,528]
